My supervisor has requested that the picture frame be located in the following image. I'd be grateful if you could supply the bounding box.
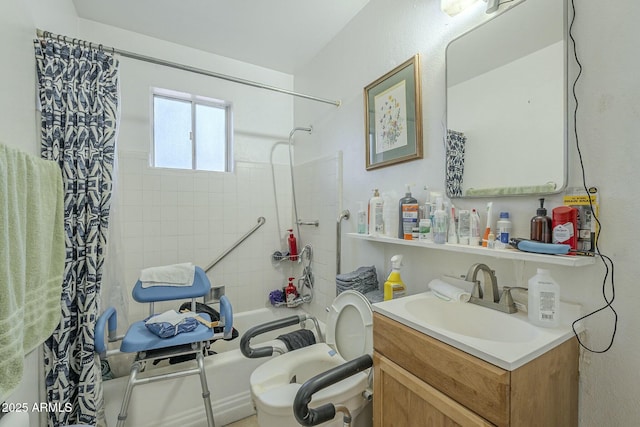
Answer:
[364,54,423,170]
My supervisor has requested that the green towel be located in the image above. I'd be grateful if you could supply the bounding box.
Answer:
[0,143,65,402]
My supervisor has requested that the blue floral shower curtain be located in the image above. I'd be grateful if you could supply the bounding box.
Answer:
[34,37,120,426]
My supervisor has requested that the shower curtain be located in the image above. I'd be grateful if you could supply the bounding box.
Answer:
[34,37,120,426]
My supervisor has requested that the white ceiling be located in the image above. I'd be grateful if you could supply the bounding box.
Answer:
[72,0,370,74]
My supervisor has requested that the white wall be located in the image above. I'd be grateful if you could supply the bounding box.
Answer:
[294,0,640,425]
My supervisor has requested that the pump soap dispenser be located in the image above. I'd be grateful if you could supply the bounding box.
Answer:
[383,255,406,301]
[530,198,552,243]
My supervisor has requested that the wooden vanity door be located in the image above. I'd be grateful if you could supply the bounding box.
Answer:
[373,353,494,427]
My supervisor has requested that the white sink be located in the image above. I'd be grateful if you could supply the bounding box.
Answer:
[403,297,540,342]
[373,292,581,370]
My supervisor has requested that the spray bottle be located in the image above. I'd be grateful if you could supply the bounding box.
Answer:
[383,255,406,301]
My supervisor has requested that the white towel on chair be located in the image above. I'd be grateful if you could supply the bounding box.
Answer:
[140,262,195,288]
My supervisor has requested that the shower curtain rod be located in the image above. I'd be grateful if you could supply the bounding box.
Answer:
[36,29,342,107]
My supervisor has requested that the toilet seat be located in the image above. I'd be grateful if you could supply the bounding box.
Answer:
[325,290,373,361]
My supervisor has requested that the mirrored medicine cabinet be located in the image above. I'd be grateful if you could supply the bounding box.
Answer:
[445,0,568,198]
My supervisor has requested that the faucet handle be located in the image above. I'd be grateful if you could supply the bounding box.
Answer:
[499,286,518,313]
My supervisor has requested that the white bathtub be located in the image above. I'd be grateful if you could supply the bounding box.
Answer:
[103,306,318,427]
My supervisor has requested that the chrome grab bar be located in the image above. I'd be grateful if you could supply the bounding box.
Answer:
[336,210,350,275]
[205,216,266,273]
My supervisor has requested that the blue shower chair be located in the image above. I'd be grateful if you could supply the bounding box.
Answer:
[95,266,233,427]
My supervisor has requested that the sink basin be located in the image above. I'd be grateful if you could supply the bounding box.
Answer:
[373,291,580,370]
[403,297,540,343]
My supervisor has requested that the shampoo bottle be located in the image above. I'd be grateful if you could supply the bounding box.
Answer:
[287,229,298,261]
[369,189,384,236]
[383,255,406,301]
[528,268,560,328]
[398,185,418,239]
[530,198,552,243]
[285,277,298,306]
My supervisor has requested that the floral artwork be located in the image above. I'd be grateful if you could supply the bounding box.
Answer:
[364,54,422,170]
[374,81,408,154]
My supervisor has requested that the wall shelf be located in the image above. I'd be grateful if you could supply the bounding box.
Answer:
[346,233,596,267]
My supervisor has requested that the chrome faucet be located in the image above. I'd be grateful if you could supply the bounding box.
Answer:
[465,263,517,314]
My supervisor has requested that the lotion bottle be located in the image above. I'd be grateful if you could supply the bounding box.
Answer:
[368,189,384,236]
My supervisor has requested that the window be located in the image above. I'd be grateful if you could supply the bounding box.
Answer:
[152,92,232,172]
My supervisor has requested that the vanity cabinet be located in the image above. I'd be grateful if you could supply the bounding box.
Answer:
[373,313,578,427]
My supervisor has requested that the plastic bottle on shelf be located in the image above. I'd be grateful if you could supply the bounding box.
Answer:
[398,185,419,239]
[368,189,384,236]
[496,212,512,244]
[457,209,470,245]
[528,268,560,328]
[552,206,578,252]
[432,199,447,244]
[357,202,367,234]
[469,208,481,246]
[419,218,432,242]
[287,229,298,261]
[530,198,552,243]
[447,205,458,244]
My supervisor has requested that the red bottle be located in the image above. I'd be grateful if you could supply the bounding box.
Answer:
[285,277,298,304]
[287,229,298,261]
[552,206,578,254]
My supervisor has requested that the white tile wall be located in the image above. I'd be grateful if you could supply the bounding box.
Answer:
[109,150,301,321]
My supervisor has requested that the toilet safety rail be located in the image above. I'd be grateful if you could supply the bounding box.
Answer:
[293,354,373,427]
[240,314,324,358]
[205,216,266,273]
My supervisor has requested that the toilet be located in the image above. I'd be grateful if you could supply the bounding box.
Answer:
[249,290,374,427]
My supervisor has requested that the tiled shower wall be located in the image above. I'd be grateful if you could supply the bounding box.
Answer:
[107,150,342,324]
[110,150,295,322]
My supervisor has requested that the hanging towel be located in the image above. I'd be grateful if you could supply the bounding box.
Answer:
[139,262,195,287]
[276,329,316,352]
[0,143,65,402]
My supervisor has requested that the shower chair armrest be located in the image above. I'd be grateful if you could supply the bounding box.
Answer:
[240,314,317,358]
[95,306,123,359]
[293,354,374,426]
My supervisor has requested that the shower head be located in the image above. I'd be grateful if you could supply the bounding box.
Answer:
[288,126,313,141]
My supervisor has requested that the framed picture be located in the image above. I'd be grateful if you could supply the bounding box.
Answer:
[364,54,423,170]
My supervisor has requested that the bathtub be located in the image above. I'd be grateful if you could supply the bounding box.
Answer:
[103,305,319,427]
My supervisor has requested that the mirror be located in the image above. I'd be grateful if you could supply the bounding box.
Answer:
[445,0,567,198]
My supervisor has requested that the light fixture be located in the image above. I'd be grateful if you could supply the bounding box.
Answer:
[440,0,479,16]
[485,0,500,13]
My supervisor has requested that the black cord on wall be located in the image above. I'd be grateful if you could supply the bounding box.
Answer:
[569,0,617,353]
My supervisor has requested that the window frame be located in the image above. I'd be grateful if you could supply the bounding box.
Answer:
[151,89,233,172]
